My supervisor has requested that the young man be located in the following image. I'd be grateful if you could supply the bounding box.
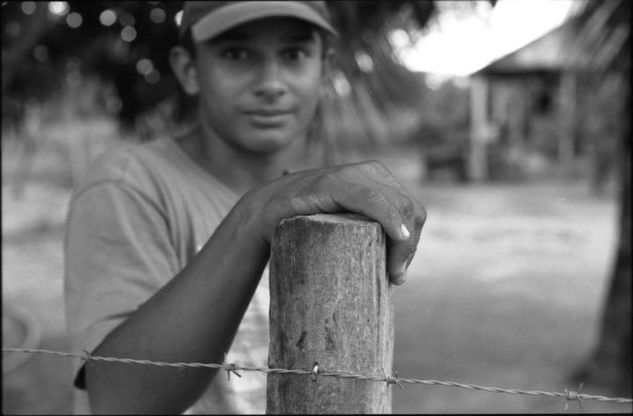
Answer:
[64,1,426,414]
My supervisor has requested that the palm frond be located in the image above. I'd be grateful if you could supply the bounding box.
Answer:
[567,0,630,72]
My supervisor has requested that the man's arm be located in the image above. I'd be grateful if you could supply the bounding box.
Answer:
[84,160,426,414]
[85,197,269,414]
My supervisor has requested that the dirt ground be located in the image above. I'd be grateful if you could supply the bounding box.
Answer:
[2,139,630,414]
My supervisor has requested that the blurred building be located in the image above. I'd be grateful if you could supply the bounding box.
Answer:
[467,15,622,183]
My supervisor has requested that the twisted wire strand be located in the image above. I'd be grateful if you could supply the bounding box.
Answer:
[3,347,632,405]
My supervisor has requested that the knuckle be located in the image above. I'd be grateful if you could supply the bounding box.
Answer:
[401,197,416,220]
[352,184,383,203]
[337,164,362,181]
[366,160,390,176]
[314,171,336,189]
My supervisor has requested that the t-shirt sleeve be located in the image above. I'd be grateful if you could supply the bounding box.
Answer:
[64,180,180,389]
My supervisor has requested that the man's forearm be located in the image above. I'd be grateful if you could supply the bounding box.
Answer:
[86,200,268,414]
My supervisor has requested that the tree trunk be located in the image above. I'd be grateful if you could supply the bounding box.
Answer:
[573,39,631,397]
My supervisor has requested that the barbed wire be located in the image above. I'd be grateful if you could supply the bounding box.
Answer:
[3,347,632,407]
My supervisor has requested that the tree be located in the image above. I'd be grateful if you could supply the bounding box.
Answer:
[1,1,185,129]
[1,1,438,130]
[568,0,631,397]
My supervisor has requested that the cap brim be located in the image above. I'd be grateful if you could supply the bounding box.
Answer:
[191,1,339,43]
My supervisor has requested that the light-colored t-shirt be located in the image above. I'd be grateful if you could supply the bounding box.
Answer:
[64,135,269,414]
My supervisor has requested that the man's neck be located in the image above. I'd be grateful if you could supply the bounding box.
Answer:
[183,124,315,196]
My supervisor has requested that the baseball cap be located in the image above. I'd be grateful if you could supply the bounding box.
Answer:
[180,1,339,43]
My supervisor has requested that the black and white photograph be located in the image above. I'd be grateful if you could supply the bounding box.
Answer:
[2,0,630,414]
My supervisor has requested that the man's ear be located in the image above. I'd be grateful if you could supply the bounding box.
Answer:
[169,46,199,96]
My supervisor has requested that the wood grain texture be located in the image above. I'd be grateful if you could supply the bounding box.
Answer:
[267,214,393,414]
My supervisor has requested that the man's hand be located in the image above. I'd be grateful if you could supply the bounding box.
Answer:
[242,160,427,285]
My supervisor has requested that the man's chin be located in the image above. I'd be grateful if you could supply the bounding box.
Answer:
[241,138,294,156]
[240,130,299,155]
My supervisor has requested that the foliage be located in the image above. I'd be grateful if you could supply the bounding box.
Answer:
[1,1,444,132]
[568,0,630,73]
[2,1,184,129]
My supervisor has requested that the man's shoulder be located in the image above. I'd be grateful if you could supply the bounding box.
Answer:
[94,136,173,170]
[77,137,177,191]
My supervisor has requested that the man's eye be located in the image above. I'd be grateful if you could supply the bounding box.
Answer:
[222,48,249,61]
[283,48,309,61]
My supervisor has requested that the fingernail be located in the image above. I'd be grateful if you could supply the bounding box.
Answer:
[400,224,410,240]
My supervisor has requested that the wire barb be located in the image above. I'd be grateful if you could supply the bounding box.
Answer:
[223,354,241,381]
[226,363,242,381]
[564,382,583,410]
[385,371,405,390]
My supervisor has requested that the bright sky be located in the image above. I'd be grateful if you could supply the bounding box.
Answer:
[393,0,578,78]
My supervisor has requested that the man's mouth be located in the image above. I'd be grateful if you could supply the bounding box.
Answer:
[244,109,293,127]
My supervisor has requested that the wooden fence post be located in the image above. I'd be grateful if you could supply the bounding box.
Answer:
[267,213,394,414]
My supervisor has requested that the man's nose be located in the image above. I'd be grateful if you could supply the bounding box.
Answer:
[253,59,287,100]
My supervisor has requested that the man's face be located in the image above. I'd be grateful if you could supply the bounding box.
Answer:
[192,17,325,155]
